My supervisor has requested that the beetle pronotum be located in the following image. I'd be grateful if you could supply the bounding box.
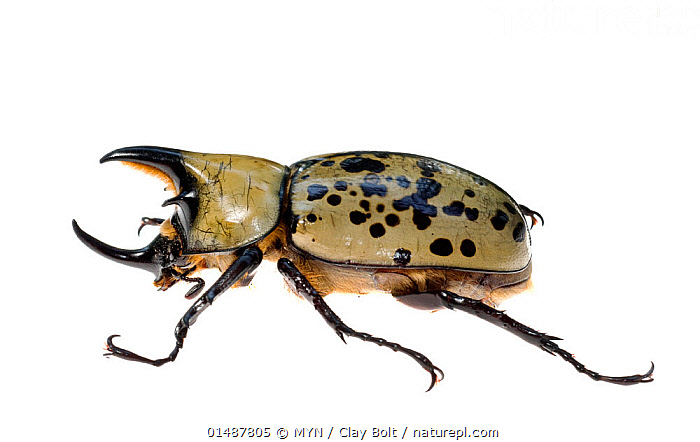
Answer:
[73,146,653,390]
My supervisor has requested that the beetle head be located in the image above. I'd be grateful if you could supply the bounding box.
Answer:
[72,146,201,291]
[73,146,286,291]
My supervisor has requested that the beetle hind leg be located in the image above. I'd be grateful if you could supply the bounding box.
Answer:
[277,258,444,391]
[408,290,653,385]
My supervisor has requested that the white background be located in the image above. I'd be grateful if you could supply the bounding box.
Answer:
[2,1,698,441]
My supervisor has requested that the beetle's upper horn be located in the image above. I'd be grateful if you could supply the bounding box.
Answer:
[72,220,160,275]
[100,146,190,190]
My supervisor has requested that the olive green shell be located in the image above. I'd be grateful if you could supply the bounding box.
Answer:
[175,151,287,254]
[288,152,531,273]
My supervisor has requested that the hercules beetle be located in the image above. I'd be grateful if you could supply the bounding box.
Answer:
[73,146,654,390]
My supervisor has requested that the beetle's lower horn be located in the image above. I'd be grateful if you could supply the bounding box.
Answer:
[99,146,191,190]
[72,220,159,275]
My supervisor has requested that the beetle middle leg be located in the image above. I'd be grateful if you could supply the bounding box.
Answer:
[277,258,444,391]
[104,247,263,366]
[398,290,654,385]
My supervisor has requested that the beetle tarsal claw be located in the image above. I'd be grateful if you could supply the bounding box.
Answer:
[103,334,120,353]
[519,204,544,228]
[103,334,120,357]
[539,337,655,385]
[599,361,655,384]
[103,334,165,366]
[425,366,445,392]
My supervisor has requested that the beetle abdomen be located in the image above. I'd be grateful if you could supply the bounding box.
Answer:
[288,152,531,273]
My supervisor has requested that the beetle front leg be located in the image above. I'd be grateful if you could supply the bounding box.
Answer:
[137,217,166,235]
[406,290,654,385]
[277,258,444,391]
[104,247,263,366]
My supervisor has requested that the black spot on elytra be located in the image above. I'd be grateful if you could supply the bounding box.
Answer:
[442,201,465,216]
[396,176,411,188]
[320,160,335,167]
[416,177,442,199]
[350,211,369,225]
[460,239,476,257]
[360,200,370,211]
[392,177,441,230]
[307,184,329,201]
[360,173,387,197]
[374,152,391,159]
[465,189,475,197]
[503,202,516,214]
[430,238,453,256]
[473,176,487,186]
[412,210,432,230]
[465,207,479,221]
[392,197,425,214]
[301,175,310,180]
[327,194,342,206]
[306,214,317,223]
[491,210,509,230]
[513,222,525,242]
[393,248,412,266]
[377,204,385,213]
[385,214,400,227]
[369,223,386,238]
[417,159,442,178]
[350,190,357,196]
[340,156,386,173]
[334,181,348,191]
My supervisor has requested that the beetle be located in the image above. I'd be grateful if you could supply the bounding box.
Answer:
[73,146,653,390]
